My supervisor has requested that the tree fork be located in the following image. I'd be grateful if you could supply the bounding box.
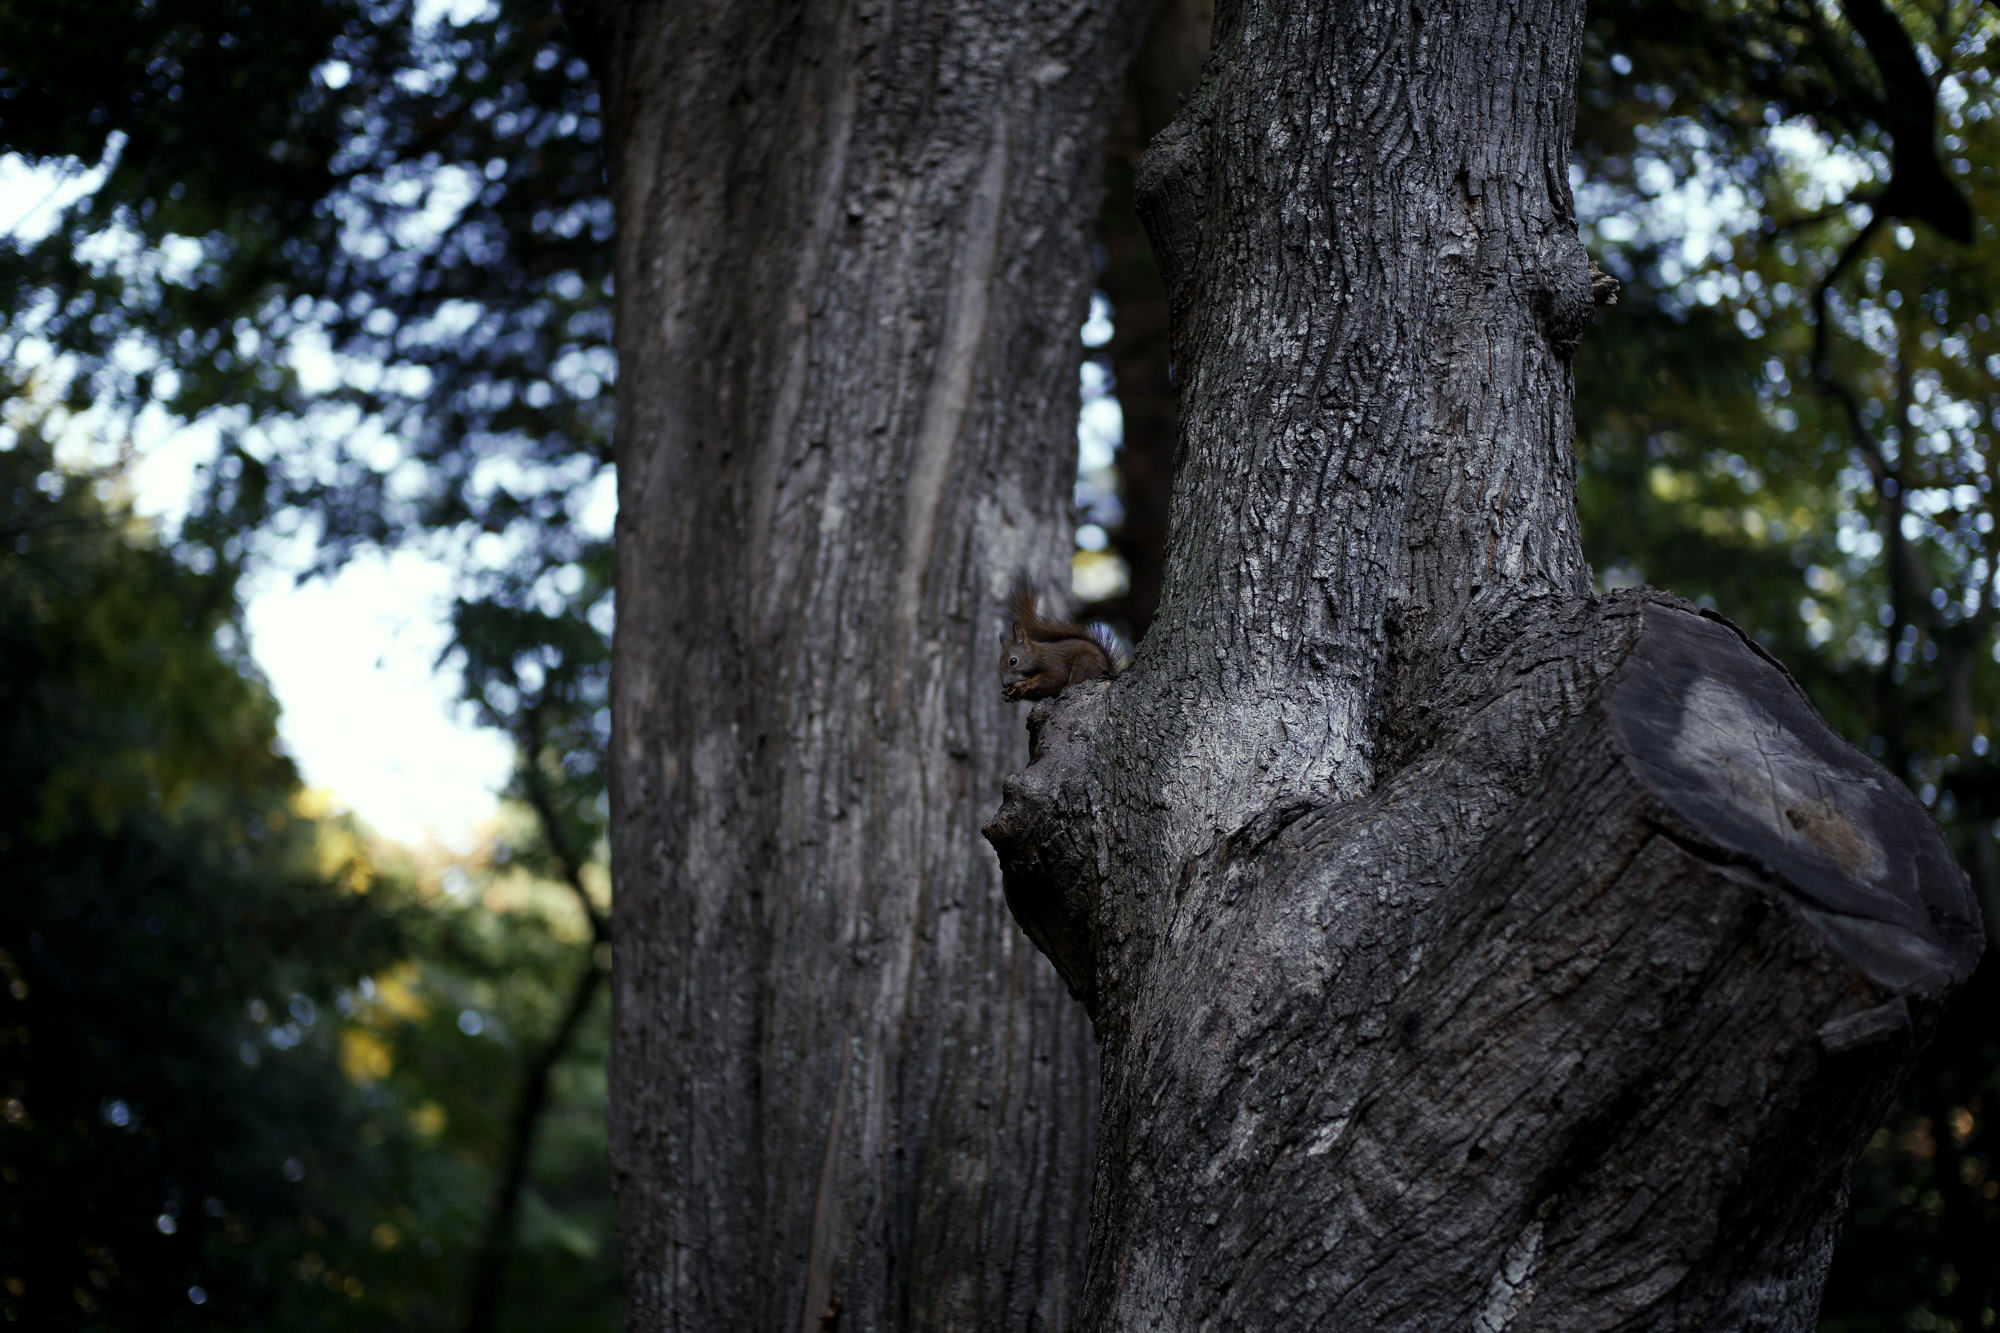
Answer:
[989,594,1980,1327]
[984,0,1983,1326]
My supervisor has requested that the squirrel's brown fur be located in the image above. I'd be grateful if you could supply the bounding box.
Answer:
[999,584,1115,701]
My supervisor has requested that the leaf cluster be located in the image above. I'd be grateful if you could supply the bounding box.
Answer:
[0,421,406,1329]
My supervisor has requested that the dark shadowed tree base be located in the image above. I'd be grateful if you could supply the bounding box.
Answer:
[988,592,1982,1330]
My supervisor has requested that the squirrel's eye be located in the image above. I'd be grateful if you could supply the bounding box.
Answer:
[1009,656,1018,666]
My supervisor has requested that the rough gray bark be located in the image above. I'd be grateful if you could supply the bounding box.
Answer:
[984,0,1985,1328]
[566,1,1149,1328]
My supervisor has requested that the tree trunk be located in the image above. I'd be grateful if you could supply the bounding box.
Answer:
[983,0,1985,1328]
[567,1,1149,1328]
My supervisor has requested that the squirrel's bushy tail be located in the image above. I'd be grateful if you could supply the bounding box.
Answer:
[1089,623,1126,676]
[1009,579,1123,676]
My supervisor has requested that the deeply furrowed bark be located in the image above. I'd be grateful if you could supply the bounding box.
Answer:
[984,0,1984,1328]
[568,2,1149,1327]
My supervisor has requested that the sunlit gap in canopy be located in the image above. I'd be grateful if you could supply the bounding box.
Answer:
[0,130,618,850]
[1073,289,1133,664]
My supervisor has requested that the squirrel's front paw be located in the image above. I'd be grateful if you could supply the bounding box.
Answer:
[1002,681,1028,701]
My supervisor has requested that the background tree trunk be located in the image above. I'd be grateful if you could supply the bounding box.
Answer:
[984,0,1986,1328]
[568,2,1148,1327]
[1088,0,1212,642]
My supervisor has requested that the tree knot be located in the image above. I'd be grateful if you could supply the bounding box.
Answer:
[1534,229,1600,357]
[982,682,1114,1014]
[1134,112,1209,322]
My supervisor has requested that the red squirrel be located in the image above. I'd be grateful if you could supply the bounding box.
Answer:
[999,584,1116,701]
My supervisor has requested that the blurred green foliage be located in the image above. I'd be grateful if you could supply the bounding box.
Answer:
[1,413,394,1328]
[0,422,616,1328]
[2,3,617,1323]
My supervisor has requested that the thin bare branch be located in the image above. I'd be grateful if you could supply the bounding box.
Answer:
[459,698,611,1333]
